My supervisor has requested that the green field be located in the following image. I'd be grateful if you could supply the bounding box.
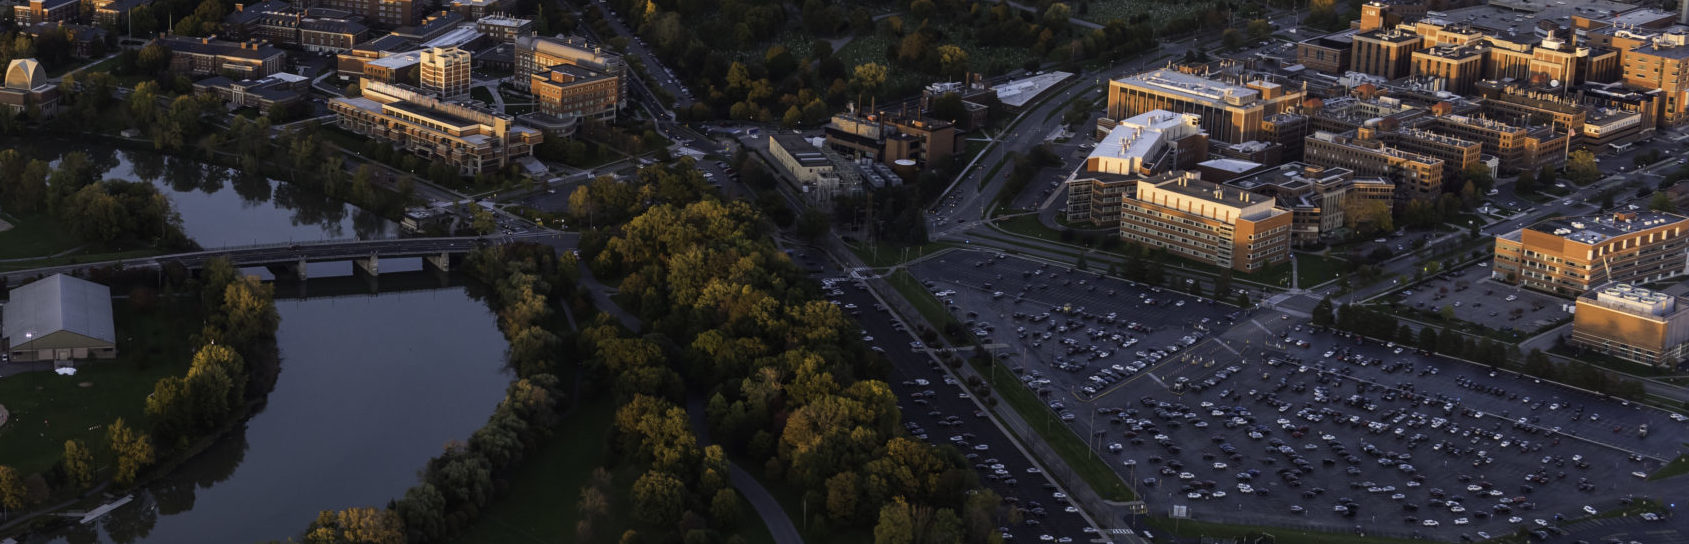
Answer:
[0,212,81,260]
[1295,253,1349,287]
[454,395,775,544]
[977,358,1136,501]
[0,300,198,476]
[886,269,963,341]
[1084,0,1220,27]
[1648,452,1689,481]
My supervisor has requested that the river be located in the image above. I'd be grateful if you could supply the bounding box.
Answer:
[30,141,397,247]
[30,264,511,544]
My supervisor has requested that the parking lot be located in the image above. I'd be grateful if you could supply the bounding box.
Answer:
[910,249,1689,541]
[1389,263,1570,334]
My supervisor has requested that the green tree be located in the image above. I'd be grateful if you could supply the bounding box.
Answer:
[826,471,859,523]
[1515,167,1535,194]
[851,63,888,97]
[0,465,26,511]
[874,497,916,544]
[106,418,155,486]
[1464,163,1495,192]
[632,470,686,527]
[1247,19,1273,40]
[1651,192,1676,212]
[1222,28,1244,50]
[711,488,742,529]
[1312,296,1335,327]
[63,439,94,489]
[472,206,498,235]
[304,507,405,544]
[1567,149,1600,185]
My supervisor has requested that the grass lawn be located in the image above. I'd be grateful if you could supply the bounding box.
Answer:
[979,156,1007,190]
[1294,253,1348,287]
[0,300,198,477]
[457,393,775,544]
[1650,453,1689,481]
[0,211,81,260]
[0,249,167,273]
[1143,517,1426,544]
[994,215,1065,243]
[846,240,954,268]
[886,269,965,342]
[471,86,497,107]
[975,358,1135,501]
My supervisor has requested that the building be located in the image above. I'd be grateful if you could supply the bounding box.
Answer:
[224,3,370,53]
[448,0,508,19]
[335,34,416,79]
[1351,28,1424,79]
[1297,31,1357,74]
[1303,130,1445,202]
[362,49,421,85]
[156,35,287,79]
[12,0,76,25]
[0,59,61,117]
[475,15,530,42]
[1067,110,1209,226]
[769,134,846,199]
[23,23,107,59]
[313,0,427,27]
[823,111,959,168]
[91,0,150,26]
[2,274,116,363]
[192,72,309,110]
[389,11,467,43]
[529,64,619,122]
[1618,30,1689,128]
[419,46,471,98]
[1106,69,1303,144]
[1118,173,1293,272]
[1571,283,1689,368]
[1225,163,1394,245]
[329,79,544,175]
[1493,211,1689,296]
[1416,113,1567,173]
[1409,43,1484,94]
[514,34,625,105]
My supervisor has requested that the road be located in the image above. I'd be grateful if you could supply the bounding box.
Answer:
[687,396,803,544]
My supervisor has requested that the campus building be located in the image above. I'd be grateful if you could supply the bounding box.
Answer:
[1296,30,1356,74]
[223,2,370,53]
[1303,130,1445,202]
[823,111,959,168]
[155,35,287,79]
[192,72,310,110]
[1225,163,1395,245]
[769,134,847,200]
[1351,28,1424,79]
[419,46,471,98]
[529,64,620,122]
[329,79,544,175]
[1106,69,1303,144]
[1571,283,1689,368]
[1066,110,1208,226]
[12,0,76,26]
[2,274,116,363]
[1118,173,1293,273]
[313,0,427,27]
[513,34,626,107]
[1415,113,1568,173]
[1492,211,1689,297]
[0,58,61,118]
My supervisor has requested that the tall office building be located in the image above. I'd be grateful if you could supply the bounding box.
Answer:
[1351,28,1424,79]
[419,46,471,98]
[1118,173,1293,273]
[1571,283,1689,368]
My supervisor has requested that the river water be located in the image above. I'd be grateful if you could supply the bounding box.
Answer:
[33,142,398,247]
[17,146,509,544]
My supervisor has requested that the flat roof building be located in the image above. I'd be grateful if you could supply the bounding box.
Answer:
[1572,283,1689,368]
[529,63,619,122]
[1304,130,1445,202]
[329,79,543,175]
[1493,211,1689,296]
[1106,69,1303,144]
[514,34,625,106]
[769,134,848,201]
[1067,110,1209,227]
[1226,163,1395,245]
[419,46,471,99]
[2,274,116,363]
[1120,173,1293,272]
[156,35,287,79]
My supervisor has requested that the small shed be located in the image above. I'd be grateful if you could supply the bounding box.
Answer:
[2,274,116,362]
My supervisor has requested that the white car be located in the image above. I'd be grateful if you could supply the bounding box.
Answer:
[1454,518,1469,525]
[1508,516,1523,524]
[1422,520,1439,527]
[1583,505,1598,515]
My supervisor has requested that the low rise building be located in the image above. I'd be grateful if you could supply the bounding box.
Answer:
[823,110,959,168]
[475,14,530,42]
[1118,173,1293,272]
[23,23,107,59]
[2,274,116,363]
[12,0,76,26]
[1297,31,1356,74]
[224,3,370,53]
[1067,110,1209,226]
[156,35,287,79]
[1415,113,1567,173]
[0,58,60,118]
[1106,69,1303,144]
[1225,163,1394,245]
[1571,283,1689,368]
[192,72,309,110]
[448,0,508,19]
[529,63,619,122]
[1493,211,1689,296]
[769,134,847,200]
[514,34,625,106]
[329,79,544,175]
[1303,130,1444,202]
[90,0,150,27]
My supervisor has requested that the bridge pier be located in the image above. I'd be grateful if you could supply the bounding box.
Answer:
[353,254,379,276]
[265,257,309,281]
[423,252,452,274]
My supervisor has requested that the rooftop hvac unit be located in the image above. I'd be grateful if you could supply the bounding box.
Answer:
[1571,222,1586,229]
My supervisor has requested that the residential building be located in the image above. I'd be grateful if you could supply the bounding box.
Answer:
[12,0,76,26]
[1067,110,1208,226]
[1351,28,1424,79]
[329,79,544,175]
[529,63,619,122]
[1225,163,1394,245]
[1492,211,1689,296]
[475,14,530,43]
[419,46,471,98]
[1118,173,1293,272]
[2,274,116,363]
[1571,283,1689,368]
[1106,69,1303,144]
[156,35,287,79]
[769,134,847,200]
[192,72,310,110]
[514,34,625,105]
[0,58,60,118]
[1303,130,1444,202]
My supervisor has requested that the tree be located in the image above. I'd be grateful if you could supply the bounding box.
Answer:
[63,440,94,490]
[107,418,155,486]
[937,44,969,80]
[874,497,916,544]
[304,507,405,544]
[1222,28,1244,50]
[632,470,686,527]
[711,488,742,529]
[1567,149,1600,185]
[1651,192,1676,212]
[1464,163,1494,192]
[851,63,888,97]
[826,471,859,523]
[1344,198,1393,234]
[1247,19,1273,41]
[0,466,25,511]
[1312,297,1335,327]
[472,206,498,235]
[1515,167,1536,194]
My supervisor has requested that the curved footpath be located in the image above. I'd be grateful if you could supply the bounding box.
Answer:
[686,395,804,544]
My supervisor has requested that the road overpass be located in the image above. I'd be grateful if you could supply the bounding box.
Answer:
[1,232,572,285]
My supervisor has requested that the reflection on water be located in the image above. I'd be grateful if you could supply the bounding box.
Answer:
[29,284,510,544]
[24,140,398,247]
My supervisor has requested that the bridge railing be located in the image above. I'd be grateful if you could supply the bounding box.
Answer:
[170,235,492,257]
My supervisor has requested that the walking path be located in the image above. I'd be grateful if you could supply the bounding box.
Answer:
[685,395,804,544]
[0,246,84,263]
